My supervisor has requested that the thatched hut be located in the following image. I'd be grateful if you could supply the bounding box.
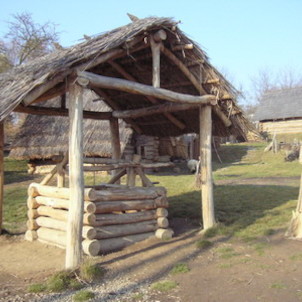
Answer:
[0,16,254,268]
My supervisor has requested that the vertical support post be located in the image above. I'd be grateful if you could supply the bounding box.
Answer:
[199,105,215,230]
[0,122,3,234]
[150,37,161,88]
[109,118,121,184]
[66,84,84,270]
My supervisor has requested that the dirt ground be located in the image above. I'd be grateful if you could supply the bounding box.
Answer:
[1,177,302,302]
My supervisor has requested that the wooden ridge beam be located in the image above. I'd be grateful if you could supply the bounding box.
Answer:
[14,104,112,120]
[109,61,186,130]
[77,71,217,105]
[160,46,232,127]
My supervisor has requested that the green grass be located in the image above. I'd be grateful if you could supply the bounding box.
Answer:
[3,142,300,243]
[270,282,287,289]
[27,283,47,293]
[170,263,190,274]
[290,253,302,261]
[79,259,105,282]
[73,290,95,302]
[196,239,213,249]
[216,246,240,259]
[151,280,178,292]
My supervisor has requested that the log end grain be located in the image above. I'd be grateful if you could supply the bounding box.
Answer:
[155,228,174,240]
[25,230,38,241]
[82,239,101,256]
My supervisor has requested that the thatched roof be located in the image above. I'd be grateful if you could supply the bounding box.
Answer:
[0,16,253,140]
[254,86,302,121]
[9,90,132,160]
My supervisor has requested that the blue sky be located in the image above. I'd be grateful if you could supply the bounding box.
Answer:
[0,0,301,104]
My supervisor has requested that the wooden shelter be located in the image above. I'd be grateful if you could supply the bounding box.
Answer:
[254,87,302,135]
[0,17,253,269]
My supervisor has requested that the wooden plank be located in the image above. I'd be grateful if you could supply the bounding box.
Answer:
[0,122,3,234]
[66,84,84,270]
[200,105,215,230]
[77,71,217,105]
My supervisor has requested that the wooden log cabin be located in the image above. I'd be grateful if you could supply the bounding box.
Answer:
[254,87,302,136]
[0,16,254,269]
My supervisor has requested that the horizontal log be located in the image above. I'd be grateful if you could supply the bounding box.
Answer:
[98,232,155,254]
[28,196,96,213]
[15,104,112,120]
[83,158,128,164]
[28,183,95,201]
[93,210,157,226]
[91,187,159,201]
[37,227,66,247]
[77,71,217,105]
[33,217,96,239]
[83,163,137,172]
[94,197,167,214]
[95,220,157,239]
[28,206,95,225]
[25,230,37,241]
[155,228,174,240]
[112,102,210,119]
[141,162,174,169]
[157,217,169,228]
[82,239,101,256]
[36,227,100,256]
[156,208,168,217]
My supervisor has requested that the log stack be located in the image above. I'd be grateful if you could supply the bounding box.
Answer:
[25,182,173,255]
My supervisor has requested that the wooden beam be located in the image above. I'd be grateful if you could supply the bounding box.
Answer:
[200,105,215,230]
[0,122,3,234]
[23,73,69,106]
[92,87,142,134]
[22,36,146,107]
[14,104,112,120]
[109,118,121,183]
[66,84,84,270]
[113,102,210,119]
[161,46,232,127]
[109,60,186,130]
[77,71,217,105]
[150,37,162,88]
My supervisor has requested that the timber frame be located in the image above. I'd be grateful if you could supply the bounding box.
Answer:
[0,17,254,269]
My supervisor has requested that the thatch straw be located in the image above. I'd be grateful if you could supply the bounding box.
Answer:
[0,16,256,141]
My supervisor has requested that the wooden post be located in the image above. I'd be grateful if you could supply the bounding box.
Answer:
[150,37,161,88]
[0,122,3,234]
[109,118,121,184]
[199,105,215,230]
[65,84,84,270]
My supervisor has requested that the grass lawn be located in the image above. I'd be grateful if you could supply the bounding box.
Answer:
[2,142,301,241]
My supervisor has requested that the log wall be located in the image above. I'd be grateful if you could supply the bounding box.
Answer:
[259,119,302,135]
[25,183,172,255]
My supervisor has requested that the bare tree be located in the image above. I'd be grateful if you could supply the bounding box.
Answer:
[251,67,302,103]
[3,12,60,66]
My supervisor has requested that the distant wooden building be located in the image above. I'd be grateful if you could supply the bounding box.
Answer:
[254,87,302,135]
